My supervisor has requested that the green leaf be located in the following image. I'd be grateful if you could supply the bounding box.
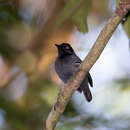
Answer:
[116,0,120,4]
[55,0,91,33]
[56,0,83,26]
[72,0,91,33]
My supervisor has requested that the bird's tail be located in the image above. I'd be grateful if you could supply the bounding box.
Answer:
[82,85,92,102]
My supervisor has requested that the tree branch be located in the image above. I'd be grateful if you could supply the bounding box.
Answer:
[44,0,130,130]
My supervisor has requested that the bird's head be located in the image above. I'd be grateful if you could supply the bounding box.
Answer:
[55,43,74,58]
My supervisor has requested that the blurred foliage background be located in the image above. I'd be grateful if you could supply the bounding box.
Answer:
[0,0,130,130]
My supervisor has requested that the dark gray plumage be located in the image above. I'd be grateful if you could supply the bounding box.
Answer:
[55,43,93,102]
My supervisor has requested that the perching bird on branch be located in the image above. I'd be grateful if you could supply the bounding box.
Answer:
[55,43,93,102]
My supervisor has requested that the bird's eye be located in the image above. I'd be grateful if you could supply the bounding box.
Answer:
[65,46,70,50]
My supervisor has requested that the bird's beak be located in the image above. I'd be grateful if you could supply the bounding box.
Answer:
[55,44,60,48]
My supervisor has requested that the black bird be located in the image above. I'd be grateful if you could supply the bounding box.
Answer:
[55,43,93,102]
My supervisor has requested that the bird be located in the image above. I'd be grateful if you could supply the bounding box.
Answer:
[55,43,93,102]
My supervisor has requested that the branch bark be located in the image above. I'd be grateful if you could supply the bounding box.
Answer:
[44,0,130,130]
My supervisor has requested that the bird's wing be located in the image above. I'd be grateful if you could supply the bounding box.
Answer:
[88,72,93,87]
[75,62,81,68]
[74,58,93,88]
[74,56,82,68]
[82,84,92,102]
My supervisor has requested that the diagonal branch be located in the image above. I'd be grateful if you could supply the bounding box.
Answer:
[44,0,130,130]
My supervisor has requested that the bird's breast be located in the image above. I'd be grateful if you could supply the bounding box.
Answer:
[55,58,74,83]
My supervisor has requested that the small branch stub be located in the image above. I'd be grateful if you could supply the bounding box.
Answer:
[116,0,130,17]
